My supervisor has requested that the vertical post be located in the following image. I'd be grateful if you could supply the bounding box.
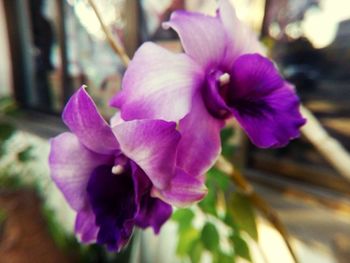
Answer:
[260,0,271,39]
[3,0,36,108]
[56,0,72,104]
[123,0,140,58]
[0,1,12,97]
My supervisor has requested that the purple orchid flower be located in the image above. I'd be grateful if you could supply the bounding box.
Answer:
[49,87,205,251]
[110,0,306,174]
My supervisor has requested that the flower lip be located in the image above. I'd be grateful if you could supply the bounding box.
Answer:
[227,53,306,148]
[87,163,136,250]
[85,157,173,251]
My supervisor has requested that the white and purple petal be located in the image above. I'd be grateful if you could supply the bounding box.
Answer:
[177,93,224,177]
[110,42,203,122]
[63,86,119,155]
[163,10,227,69]
[217,0,265,68]
[113,119,181,190]
[49,132,112,211]
[151,168,207,208]
[227,54,306,148]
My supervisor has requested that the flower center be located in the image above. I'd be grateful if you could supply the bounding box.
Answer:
[219,73,230,86]
[202,70,232,119]
[112,164,124,175]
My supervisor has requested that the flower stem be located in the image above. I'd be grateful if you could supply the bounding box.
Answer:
[216,156,300,263]
[87,0,130,67]
[300,105,350,180]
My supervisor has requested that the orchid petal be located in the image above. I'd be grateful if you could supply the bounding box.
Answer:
[228,54,306,148]
[49,132,112,211]
[151,168,207,207]
[135,197,172,234]
[163,10,227,69]
[131,162,172,234]
[75,207,99,243]
[217,0,265,68]
[110,111,124,127]
[177,93,224,177]
[63,86,119,154]
[113,120,181,190]
[110,42,203,122]
[130,162,152,206]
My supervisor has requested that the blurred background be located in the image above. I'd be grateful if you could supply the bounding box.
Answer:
[0,0,349,262]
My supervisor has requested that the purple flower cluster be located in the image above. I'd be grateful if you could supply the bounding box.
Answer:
[49,0,305,252]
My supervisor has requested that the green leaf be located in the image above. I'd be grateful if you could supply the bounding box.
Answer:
[172,208,194,222]
[172,208,195,233]
[173,209,201,258]
[198,188,217,216]
[220,127,235,144]
[201,222,220,252]
[189,240,203,263]
[213,251,235,263]
[222,144,237,158]
[176,226,200,257]
[206,167,230,191]
[232,235,252,262]
[229,192,258,241]
[199,167,230,216]
[0,122,15,142]
[17,146,35,162]
[221,127,237,158]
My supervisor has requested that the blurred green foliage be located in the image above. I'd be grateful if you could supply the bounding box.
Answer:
[17,146,36,162]
[201,223,220,251]
[0,122,16,157]
[172,127,257,263]
[221,126,237,159]
[230,192,258,241]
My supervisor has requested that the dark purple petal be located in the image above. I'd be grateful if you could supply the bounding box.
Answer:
[87,165,136,251]
[152,168,208,207]
[228,54,306,148]
[131,162,172,234]
[130,162,152,206]
[49,132,112,211]
[113,120,181,190]
[217,0,264,69]
[135,197,172,234]
[75,207,99,243]
[163,10,227,69]
[63,86,119,155]
[110,42,203,122]
[177,93,224,177]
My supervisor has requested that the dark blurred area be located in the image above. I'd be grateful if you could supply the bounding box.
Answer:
[29,0,55,111]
